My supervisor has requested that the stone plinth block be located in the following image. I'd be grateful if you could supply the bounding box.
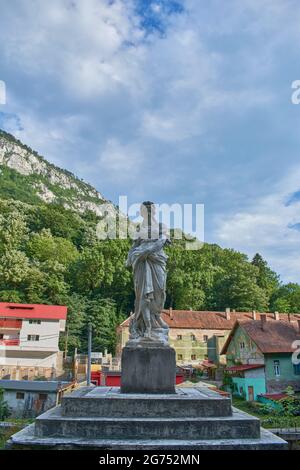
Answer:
[121,344,176,394]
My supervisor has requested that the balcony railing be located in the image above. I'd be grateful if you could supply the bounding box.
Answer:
[0,339,20,346]
[0,319,22,329]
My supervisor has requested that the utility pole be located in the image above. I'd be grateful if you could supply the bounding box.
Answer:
[87,323,92,386]
[64,326,69,359]
[73,347,78,383]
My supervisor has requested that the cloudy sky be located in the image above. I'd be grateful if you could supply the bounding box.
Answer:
[0,0,300,283]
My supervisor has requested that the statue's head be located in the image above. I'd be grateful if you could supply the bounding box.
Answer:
[140,201,156,220]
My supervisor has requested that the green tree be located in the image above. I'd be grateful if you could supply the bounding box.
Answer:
[70,246,107,293]
[27,228,79,265]
[28,204,84,246]
[271,283,300,313]
[0,210,28,251]
[211,249,269,311]
[83,297,120,354]
[41,260,69,305]
[0,388,10,420]
[0,289,23,303]
[0,249,30,287]
[251,253,280,298]
[60,293,86,353]
[24,266,47,304]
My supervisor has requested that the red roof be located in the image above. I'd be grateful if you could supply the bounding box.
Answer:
[201,360,217,368]
[260,393,288,401]
[120,310,300,330]
[226,364,264,372]
[0,302,67,320]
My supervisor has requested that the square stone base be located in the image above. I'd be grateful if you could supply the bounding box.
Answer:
[120,344,176,394]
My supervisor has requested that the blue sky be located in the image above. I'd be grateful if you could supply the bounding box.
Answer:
[0,0,300,283]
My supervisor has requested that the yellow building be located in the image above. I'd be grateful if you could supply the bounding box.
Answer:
[116,309,298,367]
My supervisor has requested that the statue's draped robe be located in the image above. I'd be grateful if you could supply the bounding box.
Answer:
[126,238,168,338]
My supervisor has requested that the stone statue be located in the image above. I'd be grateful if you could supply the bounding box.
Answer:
[126,201,170,345]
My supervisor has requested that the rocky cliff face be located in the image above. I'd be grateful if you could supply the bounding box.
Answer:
[0,129,113,216]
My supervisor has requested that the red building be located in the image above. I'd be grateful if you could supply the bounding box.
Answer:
[0,302,67,380]
[91,370,184,387]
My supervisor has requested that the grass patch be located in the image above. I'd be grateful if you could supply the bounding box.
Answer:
[0,424,21,449]
[232,396,300,429]
[0,418,33,449]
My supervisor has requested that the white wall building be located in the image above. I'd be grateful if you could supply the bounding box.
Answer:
[0,302,67,378]
[0,379,73,417]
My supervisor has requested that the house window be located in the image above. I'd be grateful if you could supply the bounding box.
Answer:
[16,392,25,400]
[38,393,48,401]
[177,354,183,360]
[29,319,41,324]
[177,335,182,340]
[293,363,300,375]
[240,342,245,350]
[191,334,196,341]
[203,335,208,343]
[27,335,40,341]
[191,354,196,360]
[274,360,281,377]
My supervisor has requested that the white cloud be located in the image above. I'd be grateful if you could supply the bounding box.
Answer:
[1,0,300,282]
[215,167,300,282]
[1,0,144,98]
[99,138,142,174]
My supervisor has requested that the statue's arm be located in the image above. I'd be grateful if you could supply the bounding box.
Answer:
[139,239,168,260]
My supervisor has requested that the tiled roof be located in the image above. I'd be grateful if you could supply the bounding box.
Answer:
[222,319,300,354]
[0,302,67,320]
[260,393,289,401]
[201,360,217,369]
[225,364,264,372]
[242,320,300,353]
[119,310,300,330]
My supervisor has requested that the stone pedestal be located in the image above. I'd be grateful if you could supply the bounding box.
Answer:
[121,343,176,394]
[6,386,288,449]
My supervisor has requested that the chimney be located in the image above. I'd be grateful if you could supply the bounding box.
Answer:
[252,310,257,320]
[169,307,173,320]
[260,314,267,331]
[225,308,231,320]
[274,311,280,321]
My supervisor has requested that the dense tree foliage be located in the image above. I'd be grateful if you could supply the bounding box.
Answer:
[270,283,300,313]
[0,197,298,355]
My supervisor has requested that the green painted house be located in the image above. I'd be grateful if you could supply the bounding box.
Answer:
[221,316,300,401]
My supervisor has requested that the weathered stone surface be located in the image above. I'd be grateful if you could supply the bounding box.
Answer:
[7,423,288,450]
[6,386,288,450]
[34,407,261,440]
[121,345,176,394]
[62,386,232,418]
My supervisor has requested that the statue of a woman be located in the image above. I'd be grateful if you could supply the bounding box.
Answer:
[126,201,170,344]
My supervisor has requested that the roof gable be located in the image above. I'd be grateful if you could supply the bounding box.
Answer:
[221,319,300,355]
